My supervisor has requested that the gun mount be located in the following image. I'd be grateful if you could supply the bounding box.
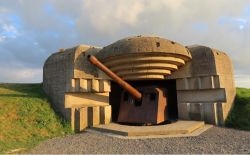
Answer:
[88,55,168,124]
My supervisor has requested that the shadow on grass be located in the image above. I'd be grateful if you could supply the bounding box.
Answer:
[225,88,250,131]
[0,83,46,97]
[0,94,43,98]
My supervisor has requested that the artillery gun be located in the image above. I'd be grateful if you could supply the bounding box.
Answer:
[88,55,168,124]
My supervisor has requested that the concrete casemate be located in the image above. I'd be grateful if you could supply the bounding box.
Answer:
[43,35,235,132]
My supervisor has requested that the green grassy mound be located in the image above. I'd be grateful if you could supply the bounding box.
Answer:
[225,88,250,131]
[0,83,72,153]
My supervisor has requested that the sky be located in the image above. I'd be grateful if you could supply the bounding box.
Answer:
[0,0,249,88]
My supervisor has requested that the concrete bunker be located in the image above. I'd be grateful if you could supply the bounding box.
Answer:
[43,35,236,132]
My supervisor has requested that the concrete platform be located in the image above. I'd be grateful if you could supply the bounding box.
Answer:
[91,121,206,137]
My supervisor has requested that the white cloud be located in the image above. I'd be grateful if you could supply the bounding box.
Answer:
[0,0,249,87]
[0,7,10,13]
[0,67,42,83]
[1,24,19,38]
[2,24,16,32]
[235,75,250,88]
[80,0,145,35]
[0,35,6,42]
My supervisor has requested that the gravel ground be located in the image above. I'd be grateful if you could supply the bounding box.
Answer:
[30,127,250,154]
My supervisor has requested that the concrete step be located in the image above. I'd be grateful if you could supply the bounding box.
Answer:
[91,121,205,136]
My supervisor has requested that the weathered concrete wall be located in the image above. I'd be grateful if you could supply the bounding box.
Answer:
[43,45,111,120]
[43,46,76,119]
[43,37,235,127]
[172,45,236,125]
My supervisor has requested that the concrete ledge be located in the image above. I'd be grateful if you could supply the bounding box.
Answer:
[65,93,109,108]
[87,124,213,139]
[177,89,226,103]
[91,121,205,136]
[69,79,111,93]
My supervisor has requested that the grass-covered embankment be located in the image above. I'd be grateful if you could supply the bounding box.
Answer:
[226,88,250,131]
[0,83,249,153]
[0,83,72,153]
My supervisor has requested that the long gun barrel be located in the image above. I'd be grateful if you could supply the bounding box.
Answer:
[88,55,142,101]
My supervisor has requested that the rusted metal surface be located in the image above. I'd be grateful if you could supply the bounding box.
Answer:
[118,86,168,124]
[88,55,142,101]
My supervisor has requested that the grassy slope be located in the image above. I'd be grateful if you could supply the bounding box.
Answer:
[0,83,72,153]
[225,88,250,131]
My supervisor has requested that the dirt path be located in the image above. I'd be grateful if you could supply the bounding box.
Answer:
[30,127,250,154]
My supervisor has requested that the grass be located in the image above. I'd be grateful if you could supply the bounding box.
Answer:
[225,88,250,131]
[0,83,72,153]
